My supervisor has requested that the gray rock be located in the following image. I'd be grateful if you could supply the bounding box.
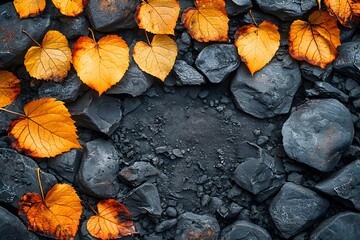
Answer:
[282,99,354,172]
[172,60,206,86]
[315,160,360,210]
[333,42,360,80]
[56,15,89,40]
[220,220,272,240]
[242,10,280,26]
[310,212,360,240]
[269,182,329,238]
[0,2,51,68]
[0,149,57,207]
[226,0,252,16]
[304,81,349,103]
[195,44,240,83]
[0,206,38,240]
[118,161,159,186]
[68,91,122,136]
[300,62,332,82]
[175,212,220,240]
[155,219,178,233]
[77,139,121,198]
[48,148,83,182]
[231,54,301,119]
[0,98,23,132]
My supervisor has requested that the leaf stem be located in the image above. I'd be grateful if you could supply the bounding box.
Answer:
[36,168,45,201]
[144,31,151,45]
[84,200,98,215]
[249,10,259,27]
[0,107,26,117]
[22,30,41,47]
[88,28,96,42]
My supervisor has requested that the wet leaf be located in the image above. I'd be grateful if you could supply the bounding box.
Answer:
[324,0,359,26]
[52,0,88,17]
[13,0,46,19]
[0,70,21,108]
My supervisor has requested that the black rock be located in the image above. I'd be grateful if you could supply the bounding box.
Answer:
[0,98,23,132]
[231,54,301,119]
[155,219,178,233]
[310,212,360,240]
[226,0,252,16]
[269,182,330,238]
[333,42,360,80]
[315,160,360,210]
[85,0,139,32]
[195,44,240,84]
[68,91,122,136]
[0,149,57,207]
[282,99,354,172]
[220,220,272,240]
[0,2,51,68]
[242,10,280,26]
[56,15,89,40]
[48,148,83,182]
[300,62,332,82]
[172,60,206,86]
[175,212,220,240]
[77,139,121,198]
[118,161,159,186]
[0,206,38,240]
[304,81,349,103]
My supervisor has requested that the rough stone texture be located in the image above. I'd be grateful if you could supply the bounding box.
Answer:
[0,98,23,132]
[304,81,349,103]
[0,2,51,68]
[310,212,360,240]
[56,15,89,40]
[86,0,139,32]
[231,54,301,119]
[220,220,272,240]
[172,60,206,86]
[226,0,252,16]
[269,182,330,238]
[315,160,360,210]
[282,99,354,172]
[333,42,360,80]
[175,212,220,240]
[0,206,39,240]
[118,161,159,186]
[77,139,120,198]
[68,91,122,136]
[300,62,332,82]
[0,149,57,207]
[48,148,83,182]
[195,44,240,83]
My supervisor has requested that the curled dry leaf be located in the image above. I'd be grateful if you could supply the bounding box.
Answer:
[72,34,130,95]
[136,0,180,35]
[18,183,82,240]
[24,30,72,82]
[8,98,81,158]
[235,21,280,75]
[352,0,360,18]
[52,0,88,17]
[133,34,177,81]
[181,0,229,42]
[324,0,359,26]
[0,70,21,108]
[13,0,46,19]
[289,10,341,68]
[87,199,137,239]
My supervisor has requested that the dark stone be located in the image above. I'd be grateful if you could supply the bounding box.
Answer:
[0,2,51,68]
[0,98,23,132]
[315,160,360,210]
[333,42,360,80]
[269,182,330,238]
[0,149,57,207]
[226,0,252,16]
[175,212,220,240]
[172,60,206,86]
[282,99,354,172]
[220,220,272,240]
[0,206,38,240]
[48,148,83,182]
[242,10,280,26]
[118,161,159,186]
[56,15,89,40]
[304,81,349,103]
[77,139,121,198]
[310,212,360,240]
[231,53,301,119]
[155,219,178,233]
[195,44,240,83]
[124,182,162,218]
[300,62,332,82]
[85,0,139,32]
[68,91,122,136]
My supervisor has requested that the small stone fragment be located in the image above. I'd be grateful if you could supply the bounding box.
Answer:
[48,149,83,182]
[172,60,206,86]
[118,161,159,186]
[333,42,360,80]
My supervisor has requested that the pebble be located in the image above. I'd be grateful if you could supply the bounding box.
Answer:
[48,148,83,182]
[172,60,206,86]
[333,42,360,80]
[118,161,159,186]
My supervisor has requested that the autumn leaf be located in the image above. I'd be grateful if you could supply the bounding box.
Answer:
[0,71,21,108]
[324,0,359,26]
[289,10,341,68]
[72,32,130,95]
[19,183,82,240]
[52,0,88,17]
[181,0,229,42]
[13,0,46,19]
[24,30,72,82]
[87,199,137,239]
[133,34,177,81]
[235,21,280,75]
[136,0,180,35]
[8,98,81,158]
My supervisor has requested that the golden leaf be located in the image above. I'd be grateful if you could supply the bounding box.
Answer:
[0,70,21,108]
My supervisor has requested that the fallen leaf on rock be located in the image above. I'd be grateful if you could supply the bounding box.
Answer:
[52,0,88,17]
[289,10,341,68]
[235,21,280,75]
[8,98,81,158]
[0,70,21,108]
[133,34,177,81]
[324,0,359,26]
[14,0,46,19]
[87,199,137,239]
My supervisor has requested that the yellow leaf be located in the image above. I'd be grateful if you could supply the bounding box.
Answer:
[324,0,358,26]
[13,0,46,19]
[234,21,280,75]
[133,34,177,81]
[136,0,180,35]
[0,70,21,108]
[52,0,88,17]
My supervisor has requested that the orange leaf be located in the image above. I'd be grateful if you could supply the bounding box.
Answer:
[87,199,137,239]
[181,0,229,42]
[133,34,177,81]
[18,183,82,240]
[8,98,81,158]
[324,0,358,26]
[289,10,341,68]
[24,30,72,82]
[352,0,360,16]
[52,0,88,17]
[0,70,21,108]
[136,0,180,35]
[72,34,130,95]
[234,21,280,75]
[13,0,46,19]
